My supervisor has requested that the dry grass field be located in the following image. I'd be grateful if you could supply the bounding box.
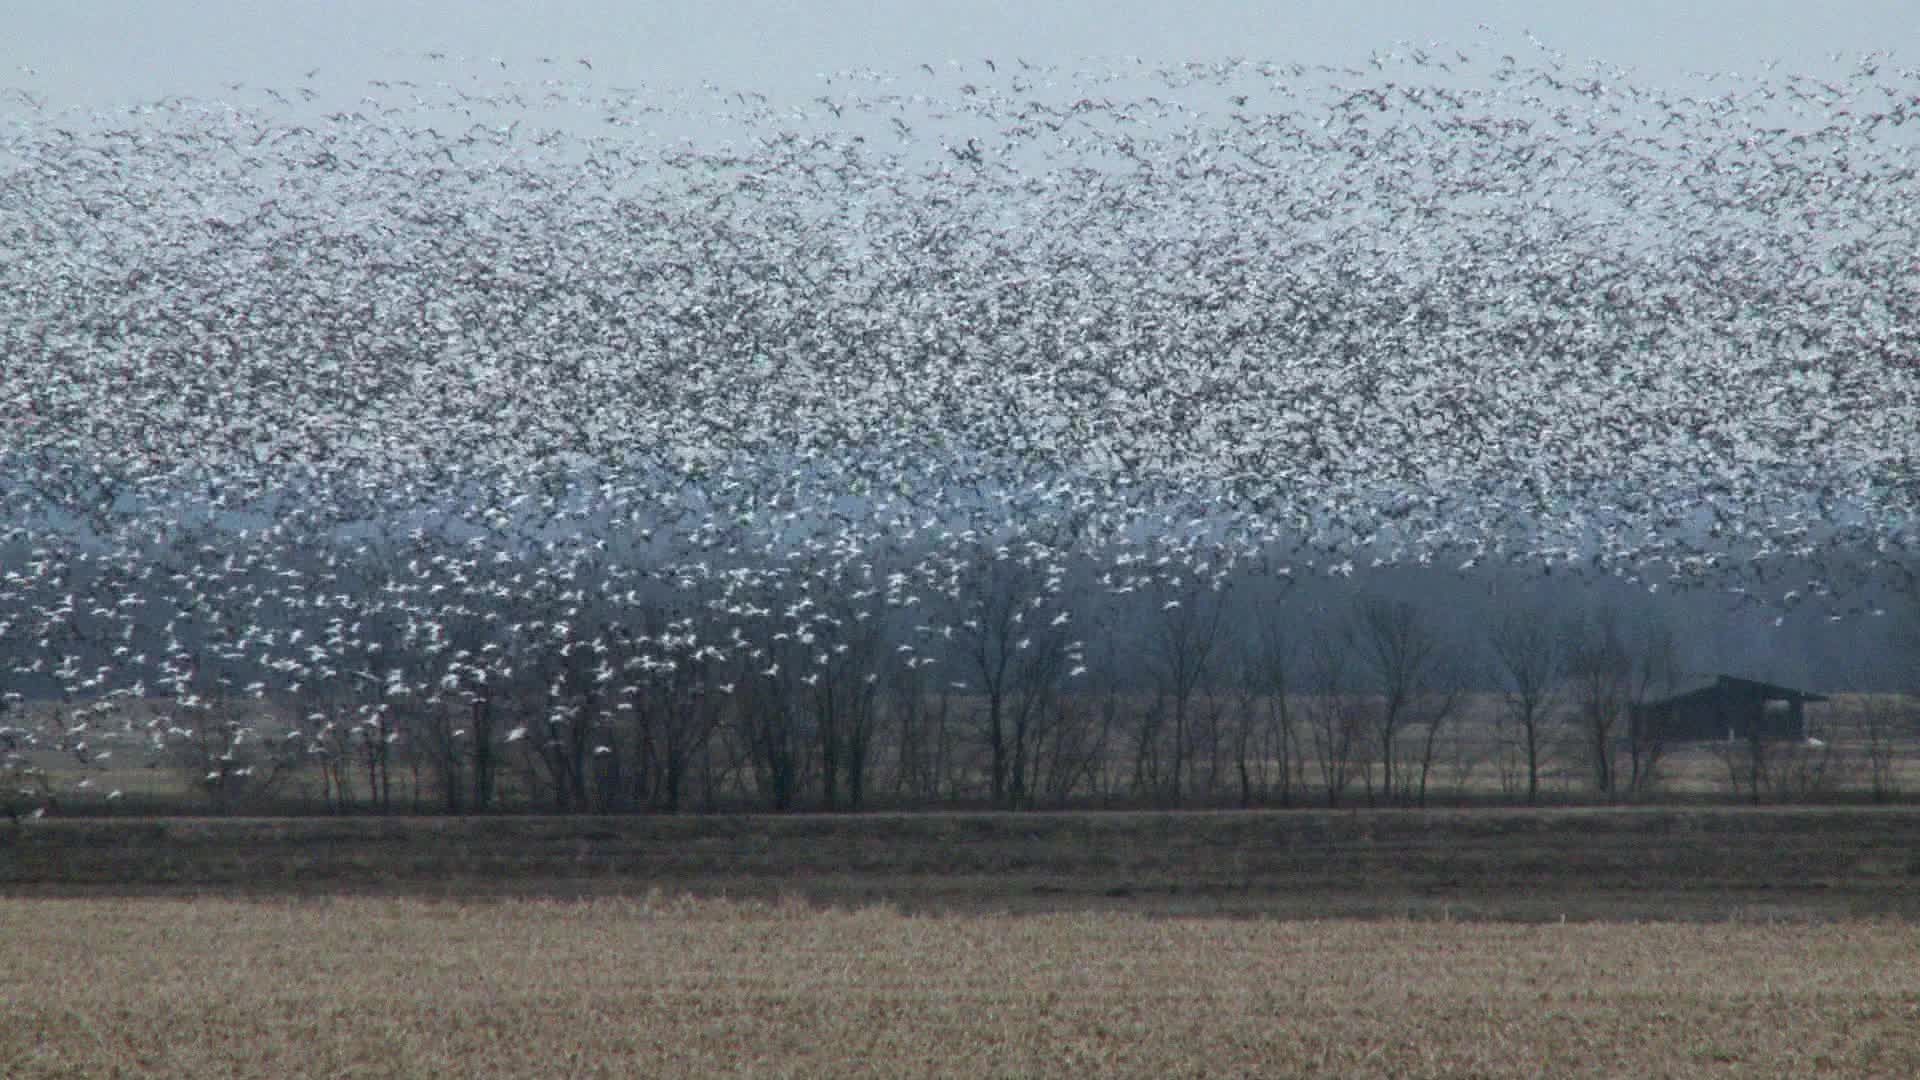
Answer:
[5,805,1917,1075]
[3,895,1918,1078]
[5,809,1919,1076]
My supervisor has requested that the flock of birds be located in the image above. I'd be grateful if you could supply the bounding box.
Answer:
[0,39,1914,809]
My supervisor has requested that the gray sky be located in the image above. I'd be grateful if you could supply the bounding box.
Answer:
[4,1,1913,111]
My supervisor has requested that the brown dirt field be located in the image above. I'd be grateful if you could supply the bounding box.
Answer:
[6,807,1920,921]
[3,895,1917,1078]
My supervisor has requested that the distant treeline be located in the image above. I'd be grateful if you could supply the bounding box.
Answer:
[4,529,1915,818]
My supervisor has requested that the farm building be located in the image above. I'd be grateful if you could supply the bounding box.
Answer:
[1629,675,1828,744]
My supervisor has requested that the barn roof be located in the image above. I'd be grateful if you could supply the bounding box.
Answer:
[1639,674,1829,711]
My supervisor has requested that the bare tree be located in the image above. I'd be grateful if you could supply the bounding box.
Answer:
[949,542,1072,808]
[802,594,889,812]
[0,692,51,823]
[1853,696,1905,803]
[1408,669,1465,808]
[1563,606,1631,798]
[1138,577,1228,806]
[410,697,468,813]
[1348,594,1451,805]
[628,613,730,813]
[734,615,814,811]
[1081,625,1135,803]
[1624,617,1682,796]
[520,626,614,814]
[1888,597,1920,801]
[1487,603,1564,804]
[165,675,299,815]
[882,642,946,803]
[1722,721,1836,803]
[1234,600,1301,807]
[427,604,522,814]
[1033,690,1110,807]
[1303,624,1364,807]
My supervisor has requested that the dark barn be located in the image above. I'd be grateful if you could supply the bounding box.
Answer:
[1630,675,1828,745]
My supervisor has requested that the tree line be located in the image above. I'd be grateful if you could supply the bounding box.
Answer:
[5,527,1912,817]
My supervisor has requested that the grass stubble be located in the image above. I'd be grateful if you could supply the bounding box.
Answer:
[3,894,1918,1078]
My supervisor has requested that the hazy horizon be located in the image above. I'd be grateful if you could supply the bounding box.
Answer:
[6,1,1915,113]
